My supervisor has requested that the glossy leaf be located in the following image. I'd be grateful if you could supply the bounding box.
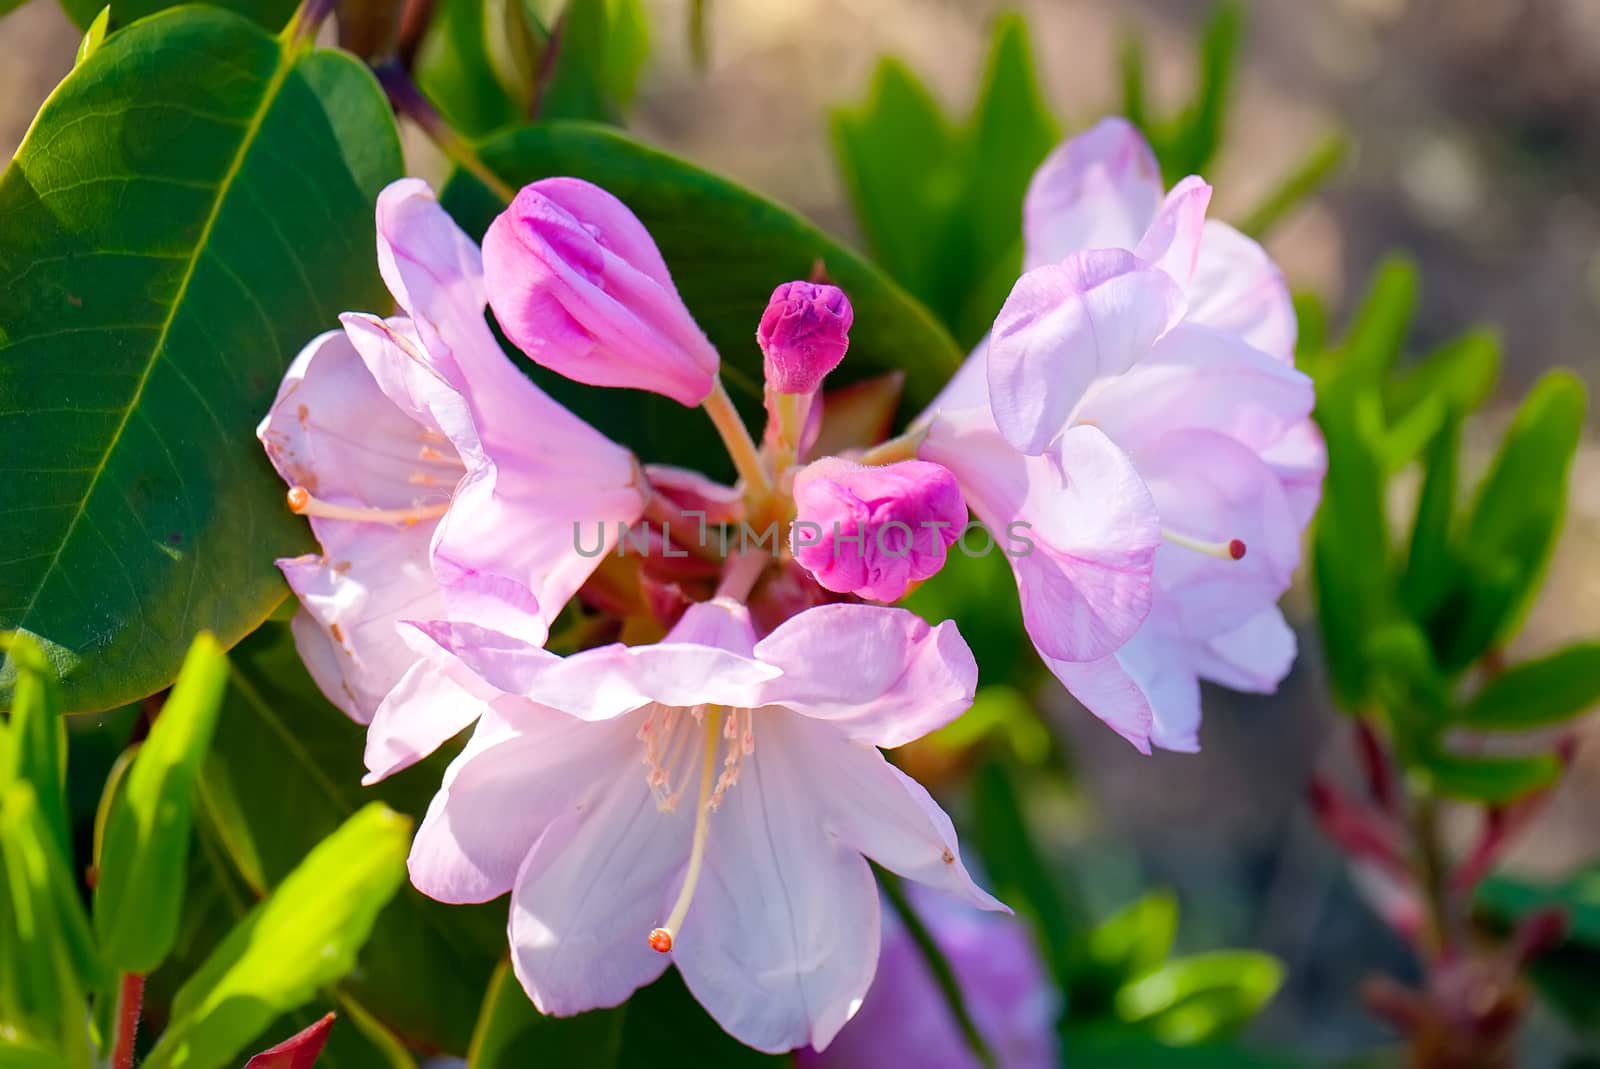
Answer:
[416,0,544,137]
[1459,643,1600,730]
[538,0,651,123]
[1419,750,1561,804]
[441,121,964,477]
[94,633,229,974]
[0,634,69,859]
[1398,413,1460,623]
[197,624,504,1054]
[0,6,402,713]
[142,804,410,1069]
[0,783,103,1065]
[1113,950,1284,1046]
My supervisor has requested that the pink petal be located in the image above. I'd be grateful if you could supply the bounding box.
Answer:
[779,714,1004,912]
[1188,220,1297,362]
[1023,117,1165,269]
[1046,622,1202,754]
[1074,320,1314,459]
[1133,176,1213,286]
[408,703,636,903]
[361,659,493,784]
[1193,606,1297,693]
[924,334,990,416]
[1263,417,1327,528]
[507,710,685,1014]
[645,464,746,524]
[674,714,882,1053]
[924,414,1160,662]
[1042,651,1154,755]
[753,605,978,748]
[987,249,1185,455]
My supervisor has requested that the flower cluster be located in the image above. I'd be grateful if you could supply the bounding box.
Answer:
[259,117,1320,1055]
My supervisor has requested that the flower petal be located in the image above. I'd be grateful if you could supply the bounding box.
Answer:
[1053,621,1204,754]
[1023,117,1165,269]
[1193,605,1297,693]
[507,710,686,1014]
[674,713,882,1053]
[408,702,636,903]
[362,658,492,784]
[1188,220,1297,362]
[754,605,977,748]
[1133,176,1213,286]
[987,249,1185,455]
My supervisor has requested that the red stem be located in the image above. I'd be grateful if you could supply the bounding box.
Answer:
[112,973,145,1069]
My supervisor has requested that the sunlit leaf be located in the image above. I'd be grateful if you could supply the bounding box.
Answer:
[1459,643,1600,731]
[1113,950,1284,1045]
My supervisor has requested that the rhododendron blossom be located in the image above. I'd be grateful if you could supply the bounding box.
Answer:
[915,117,1322,751]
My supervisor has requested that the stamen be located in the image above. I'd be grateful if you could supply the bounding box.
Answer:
[286,485,449,527]
[1162,528,1247,561]
[650,706,723,954]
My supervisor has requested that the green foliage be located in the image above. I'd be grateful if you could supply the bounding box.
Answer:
[831,13,1058,348]
[1119,1,1242,182]
[56,0,297,34]
[1306,256,1587,805]
[440,120,964,478]
[0,6,403,715]
[1478,866,1600,1036]
[93,634,228,973]
[142,803,411,1069]
[1112,951,1285,1046]
[0,635,70,860]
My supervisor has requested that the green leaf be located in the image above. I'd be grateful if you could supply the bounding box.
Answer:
[74,7,111,65]
[0,783,103,1065]
[1113,950,1284,1046]
[142,804,410,1069]
[94,633,229,974]
[468,959,625,1069]
[1364,621,1452,748]
[1459,369,1586,648]
[0,634,69,859]
[416,0,540,137]
[1386,327,1501,423]
[1398,413,1460,622]
[1063,1031,1306,1069]
[197,624,503,1053]
[1237,131,1347,239]
[614,971,783,1068]
[1460,643,1600,731]
[1478,865,1600,947]
[1339,255,1418,386]
[0,6,403,713]
[830,59,960,318]
[1418,750,1561,804]
[58,0,299,32]
[441,121,964,477]
[1086,890,1179,982]
[538,0,651,124]
[1154,0,1242,181]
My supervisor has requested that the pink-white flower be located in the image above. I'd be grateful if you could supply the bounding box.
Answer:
[482,178,720,406]
[258,178,647,779]
[402,598,1003,1053]
[798,888,1059,1069]
[917,118,1323,752]
[791,457,966,602]
[758,281,854,395]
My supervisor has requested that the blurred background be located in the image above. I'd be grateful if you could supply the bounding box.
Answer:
[6,0,1596,1061]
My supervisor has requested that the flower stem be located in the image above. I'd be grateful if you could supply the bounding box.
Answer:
[714,550,767,602]
[859,425,927,466]
[111,973,144,1069]
[703,377,772,502]
[877,870,998,1069]
[372,62,517,203]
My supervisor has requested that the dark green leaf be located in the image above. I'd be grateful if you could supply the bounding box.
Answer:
[0,634,69,859]
[58,0,298,33]
[1479,866,1600,948]
[94,633,229,974]
[1398,413,1460,622]
[1419,750,1561,804]
[441,121,964,476]
[469,960,625,1069]
[198,624,503,1053]
[1063,1030,1306,1069]
[1364,621,1452,749]
[0,7,403,713]
[1460,370,1586,647]
[1460,643,1600,730]
[615,970,783,1068]
[142,804,410,1069]
[1339,255,1418,387]
[538,0,651,124]
[1386,327,1501,423]
[416,0,538,137]
[1113,950,1284,1045]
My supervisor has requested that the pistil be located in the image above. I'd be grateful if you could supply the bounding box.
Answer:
[649,706,724,954]
[286,486,449,526]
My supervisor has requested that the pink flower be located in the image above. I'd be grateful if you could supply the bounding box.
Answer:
[758,281,854,394]
[258,178,647,780]
[482,178,720,405]
[798,889,1059,1069]
[791,458,966,602]
[402,599,1004,1053]
[917,118,1322,752]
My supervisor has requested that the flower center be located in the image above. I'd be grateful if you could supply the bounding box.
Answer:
[639,703,757,954]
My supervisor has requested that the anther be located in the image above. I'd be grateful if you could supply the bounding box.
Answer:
[648,928,674,954]
[1162,528,1247,561]
[286,485,450,527]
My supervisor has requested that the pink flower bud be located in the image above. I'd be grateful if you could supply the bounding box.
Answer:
[482,178,719,406]
[757,281,853,394]
[791,458,965,602]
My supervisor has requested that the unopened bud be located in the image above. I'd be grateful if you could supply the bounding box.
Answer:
[757,281,853,394]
